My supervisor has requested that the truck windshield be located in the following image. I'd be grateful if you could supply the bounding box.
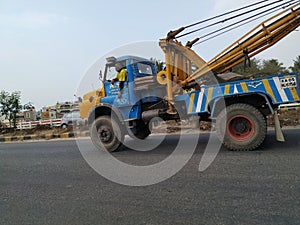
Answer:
[105,61,127,81]
[106,65,117,81]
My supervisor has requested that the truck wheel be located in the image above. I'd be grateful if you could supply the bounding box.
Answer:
[90,116,124,152]
[216,103,267,151]
[61,124,68,129]
[128,120,151,140]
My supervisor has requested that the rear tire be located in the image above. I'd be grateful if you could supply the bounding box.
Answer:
[90,116,124,152]
[216,103,267,151]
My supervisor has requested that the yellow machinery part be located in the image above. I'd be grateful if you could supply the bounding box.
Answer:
[79,86,105,119]
[157,71,168,85]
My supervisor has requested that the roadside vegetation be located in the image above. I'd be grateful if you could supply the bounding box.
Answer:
[232,56,300,77]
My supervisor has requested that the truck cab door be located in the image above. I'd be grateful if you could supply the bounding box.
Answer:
[102,80,130,107]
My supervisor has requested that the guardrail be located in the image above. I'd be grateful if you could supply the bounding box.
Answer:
[17,119,62,130]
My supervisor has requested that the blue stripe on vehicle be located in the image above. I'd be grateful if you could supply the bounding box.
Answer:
[268,78,282,103]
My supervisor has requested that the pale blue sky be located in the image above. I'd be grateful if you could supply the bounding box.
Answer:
[1,0,299,110]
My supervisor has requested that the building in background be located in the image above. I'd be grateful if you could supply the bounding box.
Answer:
[41,101,79,120]
[22,103,37,122]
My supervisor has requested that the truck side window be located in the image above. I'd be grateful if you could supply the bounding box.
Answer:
[137,63,153,75]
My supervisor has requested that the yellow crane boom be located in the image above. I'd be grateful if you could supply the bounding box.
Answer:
[158,2,300,101]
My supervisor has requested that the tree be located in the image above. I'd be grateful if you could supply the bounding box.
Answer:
[0,91,22,128]
[232,58,262,77]
[150,58,165,72]
[260,59,288,75]
[232,58,291,78]
[289,55,300,73]
[23,102,35,110]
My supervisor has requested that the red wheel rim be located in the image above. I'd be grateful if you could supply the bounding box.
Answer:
[227,115,255,141]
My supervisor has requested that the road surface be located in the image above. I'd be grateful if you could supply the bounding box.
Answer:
[1,129,300,225]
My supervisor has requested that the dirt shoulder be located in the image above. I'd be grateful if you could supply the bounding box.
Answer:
[0,125,82,137]
[0,110,299,138]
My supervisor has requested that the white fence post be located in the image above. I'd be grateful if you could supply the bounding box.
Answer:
[16,119,62,130]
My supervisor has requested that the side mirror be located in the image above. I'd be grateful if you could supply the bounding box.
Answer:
[99,70,103,81]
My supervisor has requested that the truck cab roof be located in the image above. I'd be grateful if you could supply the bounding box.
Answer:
[106,55,152,66]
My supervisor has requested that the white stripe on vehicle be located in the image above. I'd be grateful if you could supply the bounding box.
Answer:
[196,89,205,112]
[234,84,238,94]
[273,77,288,102]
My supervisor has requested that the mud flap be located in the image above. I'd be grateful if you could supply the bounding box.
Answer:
[274,111,285,142]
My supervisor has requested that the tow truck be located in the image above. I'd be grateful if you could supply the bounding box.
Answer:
[79,1,300,152]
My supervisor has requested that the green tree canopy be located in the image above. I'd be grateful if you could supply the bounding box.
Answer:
[289,55,300,73]
[232,58,289,78]
[150,58,165,72]
[260,59,288,75]
[232,58,262,77]
[0,91,22,128]
[23,102,35,110]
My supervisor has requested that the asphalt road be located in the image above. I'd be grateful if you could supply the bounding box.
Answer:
[1,129,300,225]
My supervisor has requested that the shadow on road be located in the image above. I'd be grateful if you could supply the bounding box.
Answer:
[118,128,300,156]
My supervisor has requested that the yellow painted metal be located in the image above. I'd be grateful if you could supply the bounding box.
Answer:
[159,39,207,88]
[78,87,104,119]
[240,82,248,93]
[188,93,195,113]
[157,71,168,85]
[224,84,231,95]
[188,3,300,82]
[205,87,214,110]
[290,88,300,101]
[165,48,174,101]
[159,2,300,103]
[262,79,276,102]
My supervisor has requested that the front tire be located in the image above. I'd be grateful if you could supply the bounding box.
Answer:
[216,103,267,151]
[90,116,124,152]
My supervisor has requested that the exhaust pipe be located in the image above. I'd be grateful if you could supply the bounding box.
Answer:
[142,109,168,122]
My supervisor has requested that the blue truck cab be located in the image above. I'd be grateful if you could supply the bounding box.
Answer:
[98,56,166,121]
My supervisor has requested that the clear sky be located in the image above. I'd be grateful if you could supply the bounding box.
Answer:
[1,0,299,110]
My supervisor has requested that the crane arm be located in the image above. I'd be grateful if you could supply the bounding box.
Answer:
[159,2,300,102]
[186,2,300,83]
